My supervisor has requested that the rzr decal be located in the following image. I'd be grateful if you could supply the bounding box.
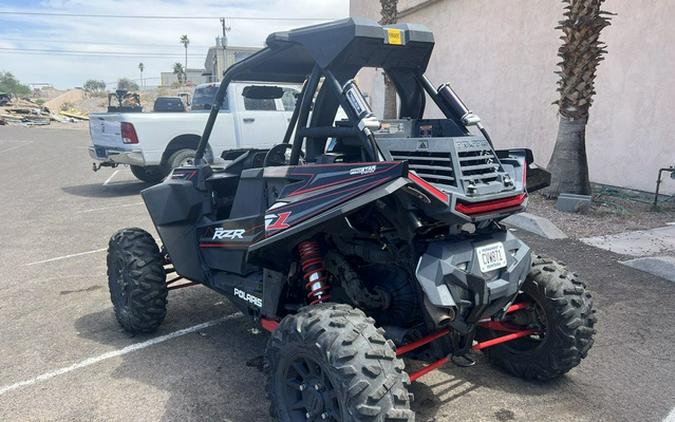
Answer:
[199,216,264,248]
[212,228,245,240]
[265,211,292,231]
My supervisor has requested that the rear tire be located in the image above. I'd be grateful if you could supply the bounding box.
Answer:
[164,148,196,173]
[107,228,167,334]
[130,165,166,184]
[265,303,413,421]
[479,254,597,380]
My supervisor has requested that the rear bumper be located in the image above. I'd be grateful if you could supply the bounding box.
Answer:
[415,230,531,333]
[88,145,145,166]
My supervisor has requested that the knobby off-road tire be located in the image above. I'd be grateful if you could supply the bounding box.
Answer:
[265,303,414,422]
[130,165,166,184]
[480,254,596,380]
[107,228,168,334]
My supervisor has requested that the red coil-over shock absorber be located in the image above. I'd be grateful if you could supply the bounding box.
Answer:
[297,240,331,304]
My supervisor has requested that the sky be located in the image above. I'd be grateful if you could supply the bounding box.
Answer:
[0,0,349,89]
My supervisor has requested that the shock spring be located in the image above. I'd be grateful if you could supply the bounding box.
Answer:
[297,240,331,305]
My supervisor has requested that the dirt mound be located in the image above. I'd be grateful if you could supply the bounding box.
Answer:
[44,89,87,112]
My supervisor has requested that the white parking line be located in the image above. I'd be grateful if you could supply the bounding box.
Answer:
[24,248,107,266]
[0,312,243,397]
[664,407,675,422]
[103,170,120,185]
[78,201,144,214]
[0,141,33,154]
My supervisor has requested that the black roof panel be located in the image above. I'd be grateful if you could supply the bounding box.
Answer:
[231,17,434,83]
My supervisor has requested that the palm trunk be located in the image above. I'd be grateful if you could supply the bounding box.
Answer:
[184,50,188,84]
[380,0,398,119]
[383,73,397,119]
[546,116,592,196]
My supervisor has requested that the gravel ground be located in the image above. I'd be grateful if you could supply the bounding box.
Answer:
[0,126,674,421]
[528,189,675,238]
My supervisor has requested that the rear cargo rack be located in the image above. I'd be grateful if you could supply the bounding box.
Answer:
[378,135,513,196]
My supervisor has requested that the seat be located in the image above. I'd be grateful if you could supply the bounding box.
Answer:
[220,148,269,175]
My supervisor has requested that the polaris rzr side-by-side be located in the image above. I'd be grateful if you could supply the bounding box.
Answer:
[106,18,596,421]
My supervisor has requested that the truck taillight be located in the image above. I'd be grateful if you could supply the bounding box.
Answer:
[121,122,138,144]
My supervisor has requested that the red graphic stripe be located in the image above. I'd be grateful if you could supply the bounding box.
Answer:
[455,193,527,216]
[408,172,449,203]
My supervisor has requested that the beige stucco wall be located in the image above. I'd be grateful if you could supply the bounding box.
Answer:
[350,0,675,194]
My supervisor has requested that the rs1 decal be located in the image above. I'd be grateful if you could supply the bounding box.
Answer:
[234,288,262,307]
[212,228,245,240]
[265,211,292,231]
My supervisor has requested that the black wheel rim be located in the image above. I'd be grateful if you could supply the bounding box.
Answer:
[502,292,549,352]
[109,255,130,308]
[282,355,341,421]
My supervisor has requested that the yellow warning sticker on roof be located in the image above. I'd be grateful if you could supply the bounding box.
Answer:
[385,28,403,45]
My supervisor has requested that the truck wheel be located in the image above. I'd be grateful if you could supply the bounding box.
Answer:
[130,165,166,184]
[265,303,413,422]
[165,148,196,172]
[479,255,596,380]
[107,228,168,334]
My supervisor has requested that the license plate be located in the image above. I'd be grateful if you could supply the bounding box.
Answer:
[476,242,507,273]
[95,146,107,158]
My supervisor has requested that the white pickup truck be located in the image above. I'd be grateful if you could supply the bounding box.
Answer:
[88,82,300,183]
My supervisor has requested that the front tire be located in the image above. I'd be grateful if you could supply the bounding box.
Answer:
[265,304,413,422]
[479,255,597,380]
[107,228,168,334]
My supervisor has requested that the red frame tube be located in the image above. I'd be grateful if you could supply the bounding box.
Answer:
[409,357,449,382]
[261,318,279,332]
[399,304,537,382]
[505,302,529,314]
[396,329,449,357]
[478,321,525,332]
[258,301,537,383]
[471,329,536,351]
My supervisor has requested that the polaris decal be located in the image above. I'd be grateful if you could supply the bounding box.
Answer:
[349,165,377,176]
[212,228,245,240]
[234,288,262,307]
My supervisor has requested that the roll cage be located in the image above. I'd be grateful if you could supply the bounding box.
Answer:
[195,17,488,166]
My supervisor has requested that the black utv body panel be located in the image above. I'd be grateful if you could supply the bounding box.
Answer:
[141,176,208,283]
[416,231,531,333]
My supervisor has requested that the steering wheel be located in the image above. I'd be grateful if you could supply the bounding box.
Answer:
[263,144,303,167]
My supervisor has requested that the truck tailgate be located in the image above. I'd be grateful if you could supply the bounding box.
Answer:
[89,114,123,147]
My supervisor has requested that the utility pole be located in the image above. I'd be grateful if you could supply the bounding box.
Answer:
[219,18,231,47]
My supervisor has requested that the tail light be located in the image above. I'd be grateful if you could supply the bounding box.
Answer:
[121,122,138,144]
[455,193,527,216]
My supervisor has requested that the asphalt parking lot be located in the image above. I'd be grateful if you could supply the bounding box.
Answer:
[0,126,673,422]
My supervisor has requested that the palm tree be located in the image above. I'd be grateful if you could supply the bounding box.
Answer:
[173,62,185,85]
[379,0,398,119]
[138,62,144,89]
[179,34,190,83]
[545,0,613,197]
